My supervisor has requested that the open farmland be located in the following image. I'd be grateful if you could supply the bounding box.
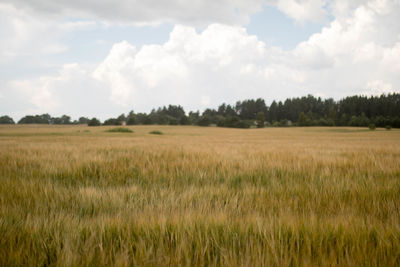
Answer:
[0,125,400,266]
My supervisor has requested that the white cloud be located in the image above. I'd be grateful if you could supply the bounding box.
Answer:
[0,3,71,62]
[275,0,329,23]
[59,21,98,31]
[93,24,291,111]
[381,42,400,74]
[10,78,58,112]
[364,80,395,96]
[5,0,265,26]
[0,3,104,66]
[4,0,338,26]
[2,0,400,120]
[3,63,126,120]
[7,64,89,114]
[92,0,400,111]
[329,0,368,19]
[201,96,211,106]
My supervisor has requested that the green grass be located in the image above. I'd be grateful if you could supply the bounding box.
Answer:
[105,127,133,133]
[0,125,399,266]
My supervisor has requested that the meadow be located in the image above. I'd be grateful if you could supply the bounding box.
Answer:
[0,125,399,266]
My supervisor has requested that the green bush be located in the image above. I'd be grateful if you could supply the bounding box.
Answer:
[149,130,163,135]
[385,125,392,130]
[368,123,376,130]
[235,120,251,129]
[106,127,133,133]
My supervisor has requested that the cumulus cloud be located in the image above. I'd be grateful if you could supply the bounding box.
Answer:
[0,3,100,64]
[0,3,64,63]
[92,0,399,110]
[2,0,399,119]
[274,0,329,23]
[2,64,126,120]
[4,0,337,25]
[5,0,265,26]
[364,80,396,96]
[10,78,57,112]
[93,24,298,111]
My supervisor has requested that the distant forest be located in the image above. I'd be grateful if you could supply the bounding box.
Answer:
[1,93,399,128]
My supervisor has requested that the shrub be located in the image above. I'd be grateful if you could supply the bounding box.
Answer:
[385,125,392,130]
[368,123,376,130]
[149,130,163,135]
[279,119,289,127]
[235,120,251,129]
[106,127,133,133]
[223,116,240,128]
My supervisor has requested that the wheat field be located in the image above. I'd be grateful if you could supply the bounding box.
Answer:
[0,125,399,266]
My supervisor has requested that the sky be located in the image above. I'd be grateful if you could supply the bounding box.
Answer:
[1,0,399,121]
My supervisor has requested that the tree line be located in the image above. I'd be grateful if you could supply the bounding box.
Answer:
[1,93,399,128]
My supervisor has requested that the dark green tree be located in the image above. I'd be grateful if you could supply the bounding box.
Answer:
[103,118,121,125]
[78,117,89,124]
[0,115,15,124]
[179,115,190,125]
[117,114,126,124]
[53,115,71,124]
[197,116,211,126]
[297,112,312,126]
[188,111,200,125]
[126,111,137,125]
[18,114,51,124]
[88,118,101,126]
[256,111,265,128]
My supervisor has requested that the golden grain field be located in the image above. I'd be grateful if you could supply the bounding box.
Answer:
[0,125,399,266]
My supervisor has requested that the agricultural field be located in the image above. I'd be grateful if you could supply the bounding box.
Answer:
[0,125,400,266]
